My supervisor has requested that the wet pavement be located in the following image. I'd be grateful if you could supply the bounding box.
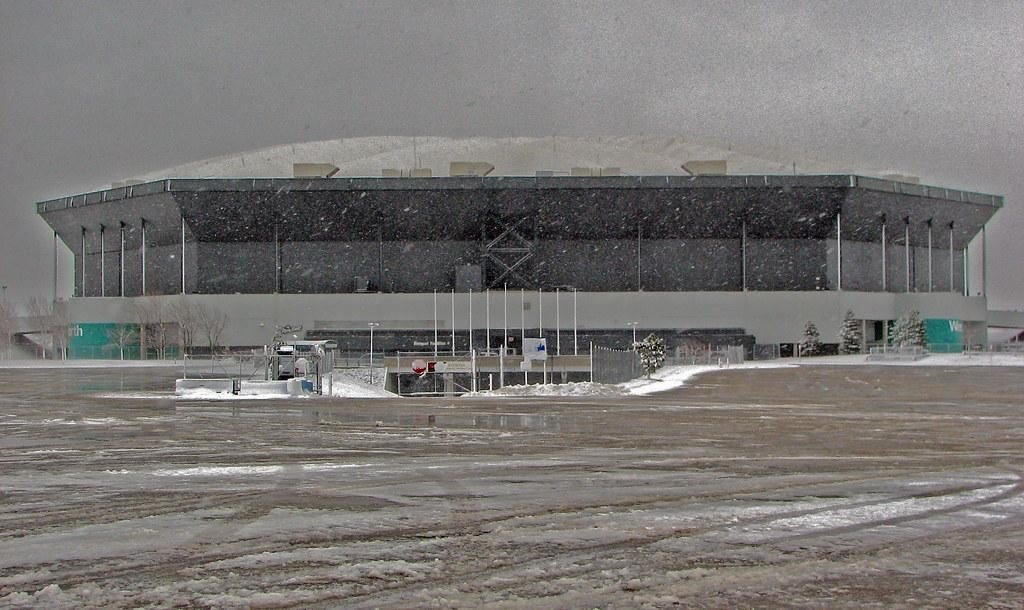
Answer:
[1,365,1023,608]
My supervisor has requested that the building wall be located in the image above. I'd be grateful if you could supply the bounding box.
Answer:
[49,178,999,299]
[65,291,990,348]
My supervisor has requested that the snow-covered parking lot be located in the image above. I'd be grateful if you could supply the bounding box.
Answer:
[1,361,1023,607]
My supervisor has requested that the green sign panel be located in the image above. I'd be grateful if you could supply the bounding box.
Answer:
[68,323,141,359]
[925,318,963,352]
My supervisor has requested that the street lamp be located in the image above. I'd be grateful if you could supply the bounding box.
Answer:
[626,321,639,349]
[368,322,380,384]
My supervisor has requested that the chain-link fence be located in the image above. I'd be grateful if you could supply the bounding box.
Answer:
[751,343,781,360]
[591,345,641,384]
[667,344,747,365]
[180,354,272,379]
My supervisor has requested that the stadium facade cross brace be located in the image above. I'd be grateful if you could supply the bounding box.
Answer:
[36,174,1002,357]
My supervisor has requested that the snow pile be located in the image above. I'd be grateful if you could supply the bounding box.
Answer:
[328,371,398,398]
[172,370,397,400]
[798,353,1024,367]
[474,381,626,397]
[174,388,293,400]
[622,361,797,395]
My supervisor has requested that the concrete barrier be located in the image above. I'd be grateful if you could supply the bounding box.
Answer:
[175,378,314,397]
[175,378,235,395]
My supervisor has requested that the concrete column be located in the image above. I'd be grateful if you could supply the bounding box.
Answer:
[948,223,954,294]
[52,231,58,303]
[981,226,987,298]
[963,247,969,296]
[880,221,887,292]
[119,222,126,297]
[926,219,933,292]
[904,218,911,292]
[141,219,147,295]
[836,213,842,291]
[180,218,186,295]
[100,225,106,297]
[80,227,87,297]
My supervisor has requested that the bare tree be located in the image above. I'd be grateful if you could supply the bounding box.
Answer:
[168,297,199,356]
[195,303,228,355]
[0,297,14,360]
[106,324,139,360]
[129,297,175,359]
[25,297,70,359]
[50,300,71,360]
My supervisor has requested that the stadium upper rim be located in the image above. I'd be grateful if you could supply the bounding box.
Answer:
[35,135,1004,211]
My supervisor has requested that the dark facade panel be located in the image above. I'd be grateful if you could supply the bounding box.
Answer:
[534,240,638,291]
[139,244,188,296]
[746,239,828,291]
[840,240,884,292]
[641,239,742,291]
[39,176,998,297]
[382,241,479,293]
[841,189,995,248]
[195,242,274,294]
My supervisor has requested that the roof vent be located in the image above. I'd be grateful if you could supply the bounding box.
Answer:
[382,168,433,178]
[569,167,621,177]
[293,163,340,178]
[449,161,494,177]
[681,160,727,176]
[882,173,920,184]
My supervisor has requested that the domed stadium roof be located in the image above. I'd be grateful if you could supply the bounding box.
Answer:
[130,135,840,180]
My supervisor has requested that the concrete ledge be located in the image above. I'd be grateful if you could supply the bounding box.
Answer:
[175,378,235,395]
[866,353,929,362]
[175,378,314,396]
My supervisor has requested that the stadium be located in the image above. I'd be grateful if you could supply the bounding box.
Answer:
[33,136,1005,359]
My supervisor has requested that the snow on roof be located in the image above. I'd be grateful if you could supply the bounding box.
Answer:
[126,136,840,182]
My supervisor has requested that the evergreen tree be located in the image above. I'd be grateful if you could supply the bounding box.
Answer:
[636,333,666,378]
[904,310,927,347]
[890,310,927,348]
[800,321,822,356]
[839,310,862,354]
[889,314,908,347]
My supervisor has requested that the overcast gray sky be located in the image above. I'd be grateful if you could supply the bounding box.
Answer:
[1,0,1021,308]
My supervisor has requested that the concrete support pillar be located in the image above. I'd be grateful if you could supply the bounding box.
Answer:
[180,218,186,295]
[904,217,911,292]
[948,222,954,294]
[880,220,887,292]
[963,247,969,296]
[100,224,106,297]
[981,226,987,298]
[836,213,842,291]
[80,227,87,297]
[926,219,933,292]
[141,219,147,295]
[52,231,58,303]
[119,222,126,297]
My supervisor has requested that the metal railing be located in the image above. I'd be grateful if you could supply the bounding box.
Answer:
[180,353,271,379]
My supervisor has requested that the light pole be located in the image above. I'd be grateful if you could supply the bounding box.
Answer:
[368,322,380,384]
[626,321,639,349]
